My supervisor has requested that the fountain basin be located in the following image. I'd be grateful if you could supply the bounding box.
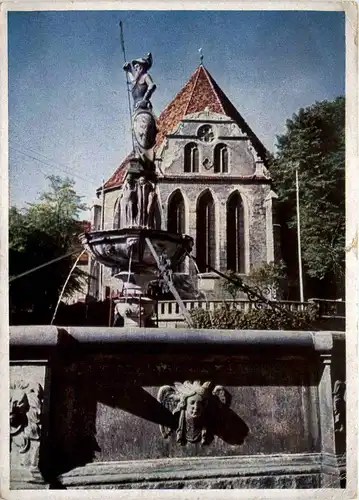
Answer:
[9,326,345,489]
[79,228,193,272]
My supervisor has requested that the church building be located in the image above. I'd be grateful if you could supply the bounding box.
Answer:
[90,64,279,300]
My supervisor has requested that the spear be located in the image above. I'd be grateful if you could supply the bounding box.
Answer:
[119,21,135,154]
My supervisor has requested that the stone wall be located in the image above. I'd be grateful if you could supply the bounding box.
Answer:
[9,326,346,490]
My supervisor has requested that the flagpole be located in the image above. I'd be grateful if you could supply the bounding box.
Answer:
[100,179,105,301]
[295,164,304,302]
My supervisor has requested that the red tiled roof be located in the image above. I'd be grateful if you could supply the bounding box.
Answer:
[103,154,131,190]
[153,64,227,152]
[104,65,267,189]
[75,220,91,232]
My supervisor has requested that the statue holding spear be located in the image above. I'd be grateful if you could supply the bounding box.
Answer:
[123,52,157,111]
[117,22,158,230]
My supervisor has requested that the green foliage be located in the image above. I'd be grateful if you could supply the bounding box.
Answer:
[270,97,345,296]
[9,175,88,322]
[219,270,243,299]
[219,262,287,300]
[26,175,87,239]
[189,302,319,331]
[248,260,287,298]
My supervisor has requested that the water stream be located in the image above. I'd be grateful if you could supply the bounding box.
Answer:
[51,249,86,325]
[189,255,215,328]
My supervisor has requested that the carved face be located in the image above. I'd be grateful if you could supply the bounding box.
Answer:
[185,394,206,418]
[138,176,146,185]
[10,389,29,433]
[125,178,135,189]
[133,63,145,77]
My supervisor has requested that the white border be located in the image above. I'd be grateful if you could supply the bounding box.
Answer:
[1,1,357,499]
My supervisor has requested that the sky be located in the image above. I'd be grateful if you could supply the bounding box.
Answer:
[8,9,345,219]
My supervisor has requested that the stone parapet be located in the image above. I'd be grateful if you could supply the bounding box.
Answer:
[8,326,346,490]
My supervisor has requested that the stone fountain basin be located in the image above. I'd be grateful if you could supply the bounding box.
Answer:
[79,228,193,272]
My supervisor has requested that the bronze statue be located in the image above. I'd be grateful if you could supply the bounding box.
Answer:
[119,52,159,228]
[123,52,158,161]
[123,53,156,111]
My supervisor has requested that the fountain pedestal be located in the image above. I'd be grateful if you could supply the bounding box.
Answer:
[113,278,155,327]
[114,299,154,327]
[80,228,194,326]
[79,52,195,326]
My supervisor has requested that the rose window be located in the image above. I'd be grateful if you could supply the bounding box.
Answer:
[197,125,215,143]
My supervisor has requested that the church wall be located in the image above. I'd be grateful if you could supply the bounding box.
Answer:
[98,188,121,293]
[247,183,270,270]
[98,179,274,299]
[97,111,275,300]
[159,180,271,274]
[103,189,120,231]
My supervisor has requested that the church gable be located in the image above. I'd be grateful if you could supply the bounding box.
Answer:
[104,64,269,190]
[158,111,265,178]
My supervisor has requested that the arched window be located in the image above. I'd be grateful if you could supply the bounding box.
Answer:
[214,144,229,173]
[227,192,245,273]
[113,195,121,229]
[184,142,199,173]
[168,190,185,271]
[168,190,185,234]
[196,191,216,272]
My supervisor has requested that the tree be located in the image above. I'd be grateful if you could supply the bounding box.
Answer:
[219,270,243,300]
[247,261,287,300]
[219,262,288,301]
[270,97,345,299]
[9,175,88,323]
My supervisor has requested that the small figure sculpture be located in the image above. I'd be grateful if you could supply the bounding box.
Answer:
[157,380,231,446]
[137,176,150,227]
[120,177,138,227]
[147,188,158,228]
[137,177,157,228]
[117,175,158,230]
[123,53,156,111]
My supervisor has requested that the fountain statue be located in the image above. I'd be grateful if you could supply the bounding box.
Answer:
[80,52,194,326]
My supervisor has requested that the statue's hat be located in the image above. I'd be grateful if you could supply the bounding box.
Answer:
[131,52,152,70]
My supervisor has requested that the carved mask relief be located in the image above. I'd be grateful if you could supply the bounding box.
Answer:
[157,380,231,446]
[10,381,43,468]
